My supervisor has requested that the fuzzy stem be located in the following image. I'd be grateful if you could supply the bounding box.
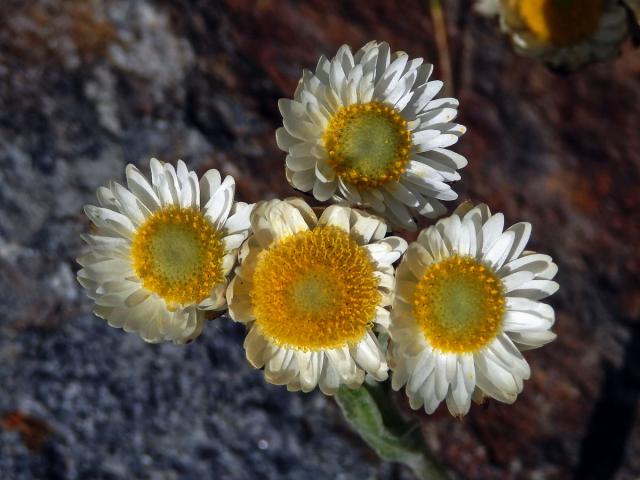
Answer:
[336,381,450,480]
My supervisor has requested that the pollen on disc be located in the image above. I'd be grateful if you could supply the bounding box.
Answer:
[131,206,225,305]
[413,255,506,353]
[323,102,412,190]
[250,225,381,351]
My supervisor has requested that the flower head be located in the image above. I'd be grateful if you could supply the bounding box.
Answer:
[77,158,252,343]
[277,41,467,231]
[624,0,640,24]
[481,0,628,70]
[227,199,407,394]
[389,202,558,416]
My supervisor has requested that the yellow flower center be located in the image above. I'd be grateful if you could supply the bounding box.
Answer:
[131,206,225,306]
[513,0,605,47]
[323,102,412,190]
[250,225,381,351]
[413,255,505,353]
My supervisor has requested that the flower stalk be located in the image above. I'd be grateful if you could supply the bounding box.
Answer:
[336,381,450,480]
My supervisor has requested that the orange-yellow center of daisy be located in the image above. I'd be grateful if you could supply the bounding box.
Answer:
[250,225,380,351]
[513,0,604,46]
[323,102,412,190]
[131,206,225,306]
[413,255,505,353]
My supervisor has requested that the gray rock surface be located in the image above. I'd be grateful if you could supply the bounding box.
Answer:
[0,315,398,479]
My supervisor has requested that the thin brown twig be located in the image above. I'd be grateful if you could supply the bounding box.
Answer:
[429,0,454,96]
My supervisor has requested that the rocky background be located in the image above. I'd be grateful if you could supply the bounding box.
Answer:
[0,0,639,479]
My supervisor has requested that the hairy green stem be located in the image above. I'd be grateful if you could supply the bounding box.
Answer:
[336,381,450,480]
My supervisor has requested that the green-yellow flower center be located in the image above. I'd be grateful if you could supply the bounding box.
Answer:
[250,225,380,351]
[413,255,505,353]
[131,206,225,306]
[513,0,605,47]
[323,102,412,190]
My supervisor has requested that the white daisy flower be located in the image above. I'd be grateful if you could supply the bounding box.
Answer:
[485,0,628,70]
[389,202,558,417]
[227,199,407,394]
[276,41,467,231]
[77,158,253,344]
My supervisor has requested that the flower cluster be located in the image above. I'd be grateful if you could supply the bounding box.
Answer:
[78,41,558,417]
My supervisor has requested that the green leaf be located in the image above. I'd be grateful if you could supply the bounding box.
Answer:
[336,382,450,480]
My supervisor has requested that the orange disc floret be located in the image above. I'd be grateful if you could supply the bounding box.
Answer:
[251,226,381,351]
[131,206,225,305]
[413,255,505,353]
[323,102,412,190]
